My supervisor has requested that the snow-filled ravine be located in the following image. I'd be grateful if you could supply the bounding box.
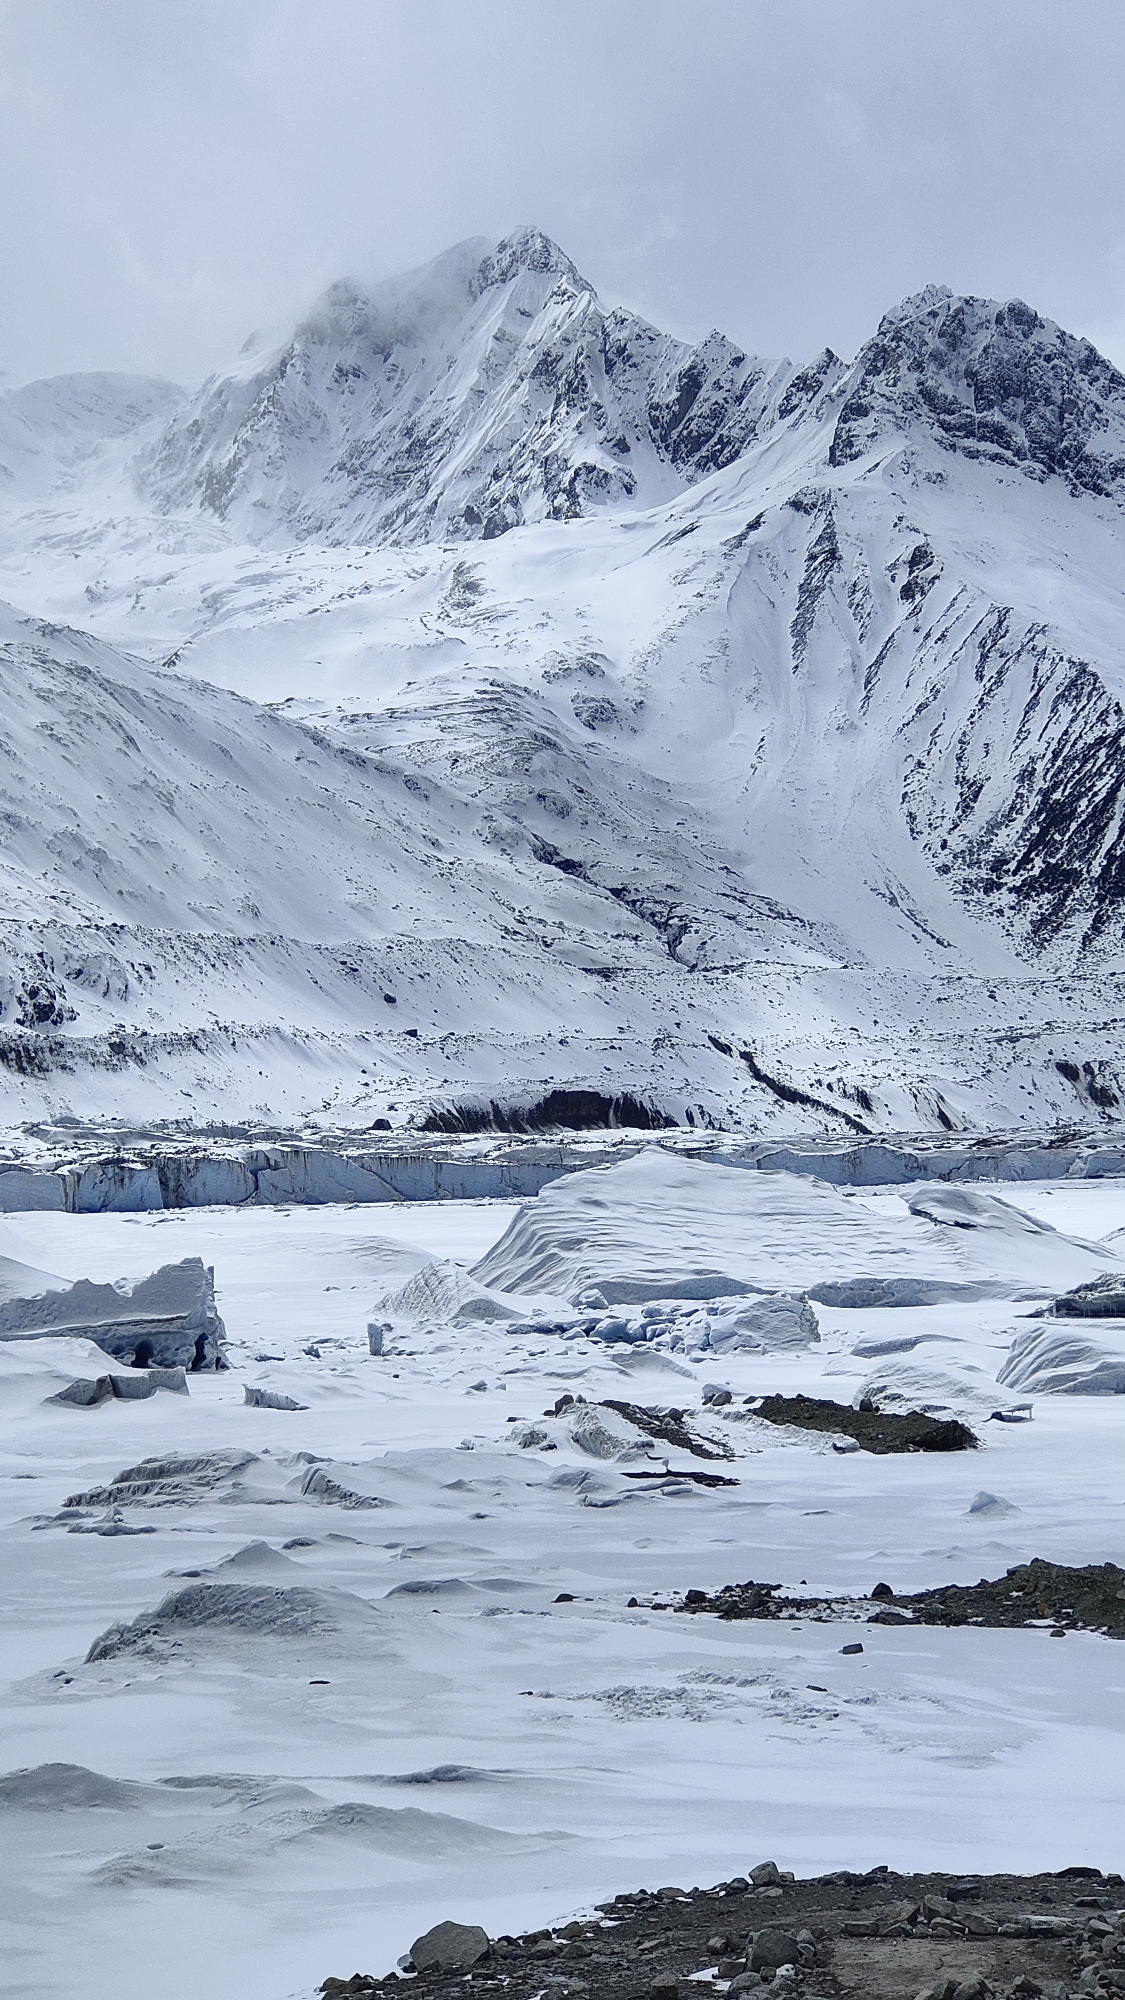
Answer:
[1,1154,1122,2000]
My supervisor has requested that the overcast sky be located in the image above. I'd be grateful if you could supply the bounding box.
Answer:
[1,0,1123,389]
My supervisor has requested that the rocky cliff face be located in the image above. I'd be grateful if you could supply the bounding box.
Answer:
[829,284,1125,499]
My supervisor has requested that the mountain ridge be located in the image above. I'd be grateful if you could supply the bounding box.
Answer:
[0,232,1123,1138]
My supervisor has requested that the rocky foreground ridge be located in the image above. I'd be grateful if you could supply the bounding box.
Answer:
[321,1863,1125,2000]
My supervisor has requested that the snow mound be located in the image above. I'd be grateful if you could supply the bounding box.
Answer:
[706,1295,819,1351]
[298,1464,389,1508]
[0,1336,174,1416]
[206,1541,307,1577]
[968,1491,1020,1516]
[471,1152,1111,1306]
[65,1447,257,1509]
[85,1583,340,1662]
[998,1324,1125,1395]
[855,1362,1017,1419]
[274,1802,518,1855]
[373,1258,525,1332]
[244,1385,306,1411]
[0,1763,145,1811]
[0,1252,67,1303]
[904,1185,1117,1293]
[1045,1272,1125,1317]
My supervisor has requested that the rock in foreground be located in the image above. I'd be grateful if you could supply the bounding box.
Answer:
[677,1559,1125,1640]
[319,1863,1125,1998]
[746,1392,979,1453]
[409,1923,490,1974]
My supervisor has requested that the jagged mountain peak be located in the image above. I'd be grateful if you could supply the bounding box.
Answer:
[293,229,580,350]
[471,224,584,295]
[831,282,1125,500]
[138,227,812,547]
[3,247,1125,1134]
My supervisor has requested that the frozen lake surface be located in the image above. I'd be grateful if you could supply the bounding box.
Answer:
[1,1159,1123,2000]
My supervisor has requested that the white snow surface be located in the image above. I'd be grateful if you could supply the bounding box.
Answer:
[470,1150,1122,1302]
[2,1168,1124,2000]
[0,233,1124,1135]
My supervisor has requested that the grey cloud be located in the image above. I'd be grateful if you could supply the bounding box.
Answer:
[0,0,1123,388]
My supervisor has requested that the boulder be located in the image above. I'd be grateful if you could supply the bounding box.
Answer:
[410,1921,490,1974]
[749,1928,801,1970]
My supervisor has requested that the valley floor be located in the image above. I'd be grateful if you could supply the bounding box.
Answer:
[0,1181,1122,2000]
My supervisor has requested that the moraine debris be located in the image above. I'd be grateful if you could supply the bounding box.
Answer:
[318,1862,1125,1998]
[674,1560,1125,1638]
[745,1392,979,1453]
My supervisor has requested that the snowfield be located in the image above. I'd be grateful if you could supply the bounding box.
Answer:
[1,1158,1124,2000]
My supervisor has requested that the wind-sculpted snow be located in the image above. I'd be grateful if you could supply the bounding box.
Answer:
[84,1581,340,1661]
[997,1322,1125,1395]
[373,1258,524,1333]
[469,1151,1122,1304]
[0,1184,1123,2000]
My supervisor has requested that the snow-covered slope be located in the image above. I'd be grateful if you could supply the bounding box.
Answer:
[1,238,1124,1138]
[0,372,181,501]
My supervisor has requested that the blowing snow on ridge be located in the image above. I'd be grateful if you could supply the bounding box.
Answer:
[2,228,1125,1137]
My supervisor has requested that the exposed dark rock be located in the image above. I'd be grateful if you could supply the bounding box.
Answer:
[318,1864,1125,1999]
[600,1398,735,1462]
[676,1558,1125,1640]
[409,1921,490,1975]
[746,1392,979,1453]
[420,1091,674,1134]
[830,285,1125,502]
[869,1557,1125,1639]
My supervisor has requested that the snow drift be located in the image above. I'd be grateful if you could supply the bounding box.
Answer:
[470,1151,1120,1304]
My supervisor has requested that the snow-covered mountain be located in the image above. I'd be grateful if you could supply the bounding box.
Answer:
[137,227,837,547]
[1,232,1125,1138]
